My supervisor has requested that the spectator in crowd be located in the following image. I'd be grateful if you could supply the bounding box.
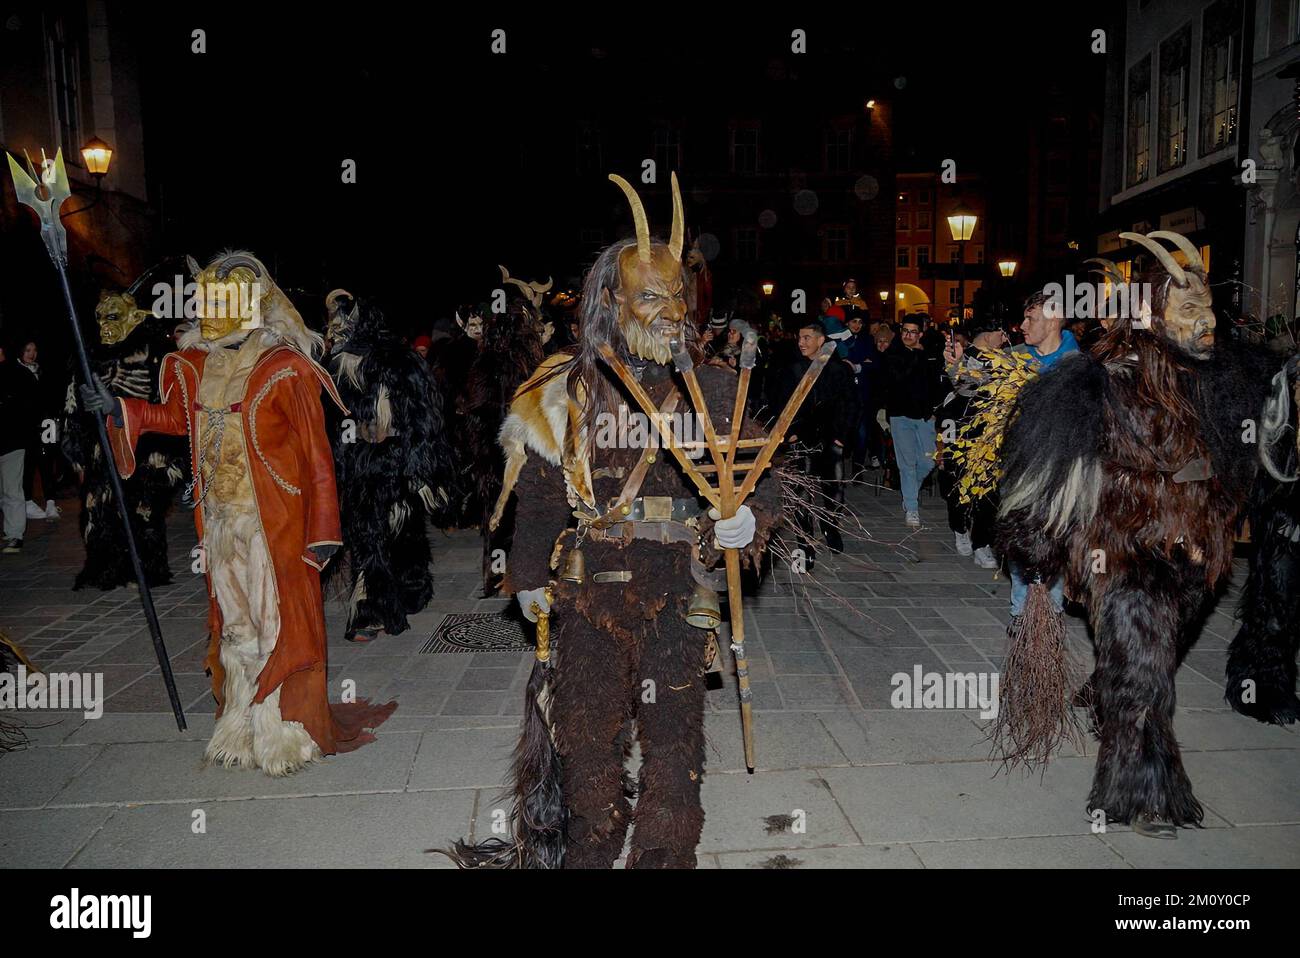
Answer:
[819,303,852,358]
[834,277,868,311]
[938,322,1008,568]
[843,312,883,470]
[883,315,947,527]
[412,334,433,360]
[0,345,29,552]
[16,341,60,520]
[1005,288,1080,618]
[707,321,743,372]
[768,320,861,562]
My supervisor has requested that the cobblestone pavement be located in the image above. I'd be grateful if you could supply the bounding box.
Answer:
[1,483,1296,869]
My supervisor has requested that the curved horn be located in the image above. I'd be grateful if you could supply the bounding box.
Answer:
[608,174,651,263]
[669,171,685,261]
[1119,232,1187,287]
[499,264,533,300]
[1148,230,1206,273]
[530,276,554,295]
[185,255,201,278]
[213,253,264,279]
[1084,257,1126,287]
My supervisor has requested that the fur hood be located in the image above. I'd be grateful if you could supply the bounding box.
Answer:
[490,353,593,531]
[180,250,323,359]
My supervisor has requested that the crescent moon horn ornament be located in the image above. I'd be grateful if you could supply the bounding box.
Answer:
[669,171,685,261]
[213,253,264,280]
[1148,230,1206,273]
[1084,257,1126,287]
[608,174,651,263]
[1119,232,1188,288]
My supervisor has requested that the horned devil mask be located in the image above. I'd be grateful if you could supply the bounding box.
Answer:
[187,252,265,341]
[95,291,153,346]
[1119,230,1216,360]
[608,172,687,364]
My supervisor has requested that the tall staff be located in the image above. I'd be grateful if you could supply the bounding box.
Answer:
[7,149,185,730]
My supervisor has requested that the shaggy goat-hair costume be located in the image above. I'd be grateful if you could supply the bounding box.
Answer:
[63,317,183,590]
[463,301,545,592]
[1226,364,1300,725]
[997,318,1289,828]
[448,238,781,869]
[325,296,455,638]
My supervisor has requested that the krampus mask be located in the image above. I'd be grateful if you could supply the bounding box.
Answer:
[95,290,152,346]
[1117,230,1216,360]
[607,172,688,364]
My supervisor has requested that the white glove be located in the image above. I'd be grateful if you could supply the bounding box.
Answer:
[709,504,756,550]
[517,586,551,623]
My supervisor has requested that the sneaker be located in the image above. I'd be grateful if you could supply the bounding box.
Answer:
[2,538,22,554]
[954,531,973,556]
[25,500,44,519]
[905,510,921,528]
[43,499,60,519]
[972,545,998,569]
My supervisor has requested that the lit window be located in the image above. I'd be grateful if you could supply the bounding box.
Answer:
[1199,1,1241,155]
[1127,56,1151,186]
[1158,25,1192,174]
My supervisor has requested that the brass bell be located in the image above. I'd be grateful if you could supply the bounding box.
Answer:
[686,583,722,630]
[560,546,587,584]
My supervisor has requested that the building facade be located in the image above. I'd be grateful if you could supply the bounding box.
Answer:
[0,0,155,343]
[1098,0,1249,316]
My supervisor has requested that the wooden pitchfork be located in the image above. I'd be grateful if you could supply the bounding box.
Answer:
[598,324,837,770]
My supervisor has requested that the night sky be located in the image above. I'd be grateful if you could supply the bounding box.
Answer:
[129,6,1103,330]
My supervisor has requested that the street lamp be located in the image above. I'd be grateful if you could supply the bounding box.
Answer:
[80,136,113,179]
[998,260,1017,278]
[761,281,775,297]
[947,202,977,321]
[60,136,114,221]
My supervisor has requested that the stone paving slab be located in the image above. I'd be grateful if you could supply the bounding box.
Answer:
[0,806,116,868]
[65,791,475,868]
[698,769,860,854]
[45,732,423,807]
[1098,824,1300,868]
[713,843,923,869]
[910,834,1129,868]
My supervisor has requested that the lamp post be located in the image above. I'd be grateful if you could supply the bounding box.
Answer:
[996,260,1018,322]
[947,202,977,322]
[761,281,775,297]
[60,136,114,220]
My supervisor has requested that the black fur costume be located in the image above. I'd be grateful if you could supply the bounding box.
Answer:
[325,294,455,640]
[1226,376,1300,726]
[997,327,1289,829]
[62,316,182,590]
[462,300,544,590]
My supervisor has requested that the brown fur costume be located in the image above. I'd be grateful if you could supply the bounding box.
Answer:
[996,238,1289,830]
[448,179,782,867]
[502,358,779,867]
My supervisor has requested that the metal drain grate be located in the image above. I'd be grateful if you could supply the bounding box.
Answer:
[419,612,533,654]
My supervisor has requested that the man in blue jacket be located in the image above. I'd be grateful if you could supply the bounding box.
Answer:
[1007,288,1079,618]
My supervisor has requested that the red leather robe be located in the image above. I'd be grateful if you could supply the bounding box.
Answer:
[108,343,395,754]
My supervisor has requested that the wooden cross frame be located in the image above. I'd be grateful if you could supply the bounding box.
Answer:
[598,325,837,771]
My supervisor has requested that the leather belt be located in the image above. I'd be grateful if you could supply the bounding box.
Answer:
[615,495,706,523]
